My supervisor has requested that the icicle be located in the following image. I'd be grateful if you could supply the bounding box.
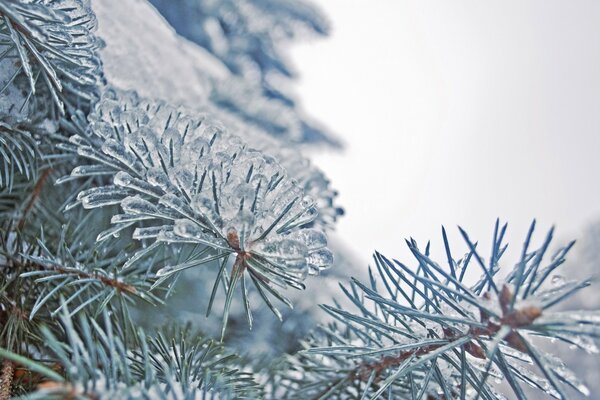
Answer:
[77,186,129,209]
[121,196,158,215]
[173,219,230,250]
[132,226,169,240]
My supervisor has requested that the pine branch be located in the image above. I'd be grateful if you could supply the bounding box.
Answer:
[10,256,137,296]
[59,89,334,335]
[278,222,599,399]
[13,229,159,320]
[14,307,263,399]
[1,181,158,355]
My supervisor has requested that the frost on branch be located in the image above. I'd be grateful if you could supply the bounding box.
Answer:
[61,89,334,334]
[0,0,103,118]
[278,222,599,399]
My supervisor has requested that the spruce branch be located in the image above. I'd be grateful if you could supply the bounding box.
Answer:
[278,222,599,399]
[59,89,334,335]
[14,307,263,399]
[1,178,159,357]
[12,222,160,321]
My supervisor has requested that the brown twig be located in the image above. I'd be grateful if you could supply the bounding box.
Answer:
[17,168,52,231]
[3,258,137,296]
[315,285,542,398]
[43,265,137,295]
[0,360,14,400]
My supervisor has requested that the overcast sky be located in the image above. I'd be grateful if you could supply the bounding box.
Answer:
[291,0,600,266]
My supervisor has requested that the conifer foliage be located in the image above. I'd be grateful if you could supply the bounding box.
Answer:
[277,223,599,399]
[0,1,598,399]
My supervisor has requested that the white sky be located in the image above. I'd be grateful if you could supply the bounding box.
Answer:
[291,0,600,267]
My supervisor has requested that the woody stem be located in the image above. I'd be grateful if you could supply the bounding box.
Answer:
[0,360,14,400]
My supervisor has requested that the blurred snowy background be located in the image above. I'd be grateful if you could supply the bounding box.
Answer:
[292,0,600,266]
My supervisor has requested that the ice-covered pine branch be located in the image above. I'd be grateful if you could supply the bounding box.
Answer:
[278,222,599,399]
[0,0,102,200]
[59,89,334,336]
[0,0,102,118]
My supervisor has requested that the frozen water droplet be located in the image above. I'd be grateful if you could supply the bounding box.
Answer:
[251,173,268,187]
[133,226,168,240]
[156,266,174,277]
[147,168,173,191]
[234,209,256,227]
[173,219,229,250]
[551,275,565,286]
[184,137,211,162]
[174,115,194,135]
[291,229,327,251]
[121,109,149,129]
[121,196,157,215]
[307,248,334,273]
[234,182,255,201]
[162,127,182,146]
[114,171,133,187]
[96,99,121,120]
[191,196,223,228]
[300,195,314,209]
[160,128,182,161]
[68,135,88,146]
[78,186,128,209]
[91,121,115,139]
[274,239,307,259]
[102,139,138,169]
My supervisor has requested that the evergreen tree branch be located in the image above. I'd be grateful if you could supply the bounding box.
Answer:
[278,222,599,399]
[15,307,263,399]
[59,89,334,334]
